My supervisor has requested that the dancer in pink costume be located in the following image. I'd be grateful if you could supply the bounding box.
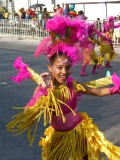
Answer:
[80,23,101,76]
[96,16,120,68]
[6,16,120,160]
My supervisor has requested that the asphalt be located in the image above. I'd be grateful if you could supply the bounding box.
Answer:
[0,37,120,160]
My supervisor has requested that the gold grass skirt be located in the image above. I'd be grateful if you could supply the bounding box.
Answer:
[99,44,117,62]
[39,112,120,160]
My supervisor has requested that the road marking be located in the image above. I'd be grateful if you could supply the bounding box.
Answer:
[0,82,7,85]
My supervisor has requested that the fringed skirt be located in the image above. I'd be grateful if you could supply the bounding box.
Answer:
[90,50,99,65]
[39,112,120,160]
[83,48,98,65]
[99,43,117,62]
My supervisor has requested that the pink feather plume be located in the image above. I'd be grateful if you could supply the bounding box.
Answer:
[11,57,31,84]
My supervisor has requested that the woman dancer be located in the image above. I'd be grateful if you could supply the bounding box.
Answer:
[97,16,120,68]
[80,23,101,76]
[6,16,120,160]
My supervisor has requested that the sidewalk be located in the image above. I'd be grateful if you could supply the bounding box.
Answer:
[0,36,41,42]
[0,36,40,52]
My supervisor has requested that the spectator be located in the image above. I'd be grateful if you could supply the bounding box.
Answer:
[31,15,38,31]
[0,11,3,19]
[68,3,78,19]
[26,8,35,19]
[43,8,50,19]
[38,7,43,19]
[63,4,70,17]
[26,9,32,19]
[18,8,26,19]
[53,8,57,17]
[113,15,120,45]
[41,13,47,30]
[68,10,78,19]
[95,18,102,32]
[13,11,19,19]
[3,10,9,19]
[95,18,102,41]
[78,10,88,20]
[33,8,37,17]
[54,4,63,16]
[114,15,120,24]
[30,9,36,18]
[22,8,26,19]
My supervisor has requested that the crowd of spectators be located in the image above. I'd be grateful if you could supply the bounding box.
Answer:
[0,4,89,31]
[1,3,120,22]
[0,8,9,19]
[0,4,88,20]
[1,3,120,36]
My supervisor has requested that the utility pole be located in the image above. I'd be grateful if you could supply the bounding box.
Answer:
[5,0,8,10]
[0,0,6,9]
[37,0,38,18]
[8,0,14,19]
[28,0,31,8]
[28,0,29,8]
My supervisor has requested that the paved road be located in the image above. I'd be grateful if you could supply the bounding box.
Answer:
[0,37,120,160]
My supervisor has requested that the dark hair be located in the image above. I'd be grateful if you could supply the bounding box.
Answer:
[97,18,100,20]
[57,4,60,7]
[49,52,64,65]
[78,10,84,15]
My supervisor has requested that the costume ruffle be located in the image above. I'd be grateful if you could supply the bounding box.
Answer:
[83,47,92,65]
[6,78,87,145]
[6,88,77,145]
[99,43,117,62]
[6,75,114,146]
[39,112,120,160]
[90,50,99,65]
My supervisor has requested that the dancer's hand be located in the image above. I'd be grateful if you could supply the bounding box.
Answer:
[40,72,50,88]
[110,73,120,94]
[109,86,120,95]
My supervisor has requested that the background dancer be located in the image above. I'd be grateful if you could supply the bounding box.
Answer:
[97,16,120,68]
[80,23,101,76]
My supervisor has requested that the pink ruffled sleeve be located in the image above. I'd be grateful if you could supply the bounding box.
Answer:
[114,24,120,29]
[109,73,120,95]
[111,73,120,87]
[25,86,48,109]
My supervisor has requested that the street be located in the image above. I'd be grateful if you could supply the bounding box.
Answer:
[0,37,120,160]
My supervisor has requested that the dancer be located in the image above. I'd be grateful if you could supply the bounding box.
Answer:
[6,16,120,160]
[97,16,120,68]
[80,23,101,76]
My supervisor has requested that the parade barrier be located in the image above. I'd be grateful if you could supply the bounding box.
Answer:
[0,19,120,44]
[0,19,49,40]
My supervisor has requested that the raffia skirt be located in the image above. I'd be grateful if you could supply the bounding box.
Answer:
[99,43,117,62]
[39,112,120,160]
[39,113,120,160]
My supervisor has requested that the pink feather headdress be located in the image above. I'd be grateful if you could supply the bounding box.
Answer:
[104,16,115,32]
[87,23,96,36]
[108,16,114,22]
[34,16,88,65]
